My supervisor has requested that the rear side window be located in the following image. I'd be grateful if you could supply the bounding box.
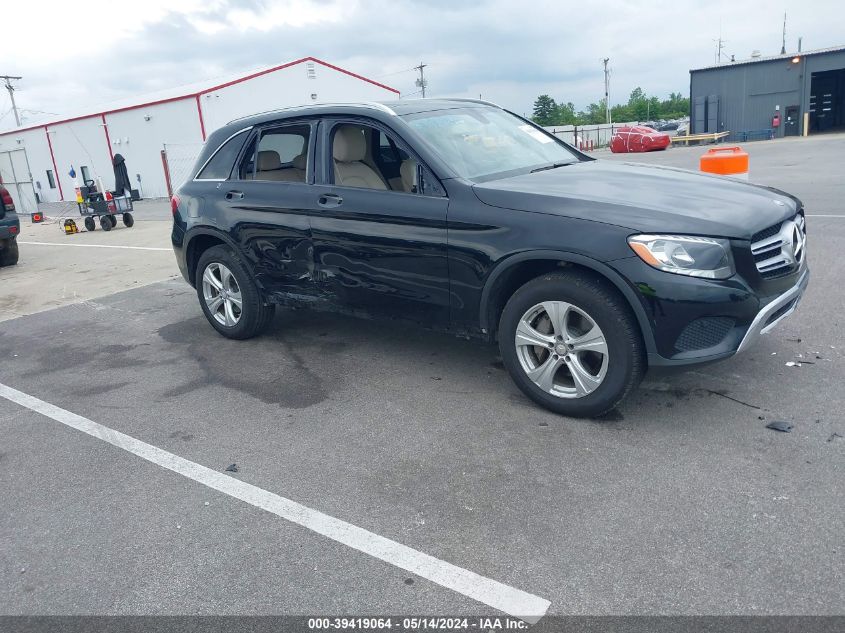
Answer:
[196,131,248,180]
[238,123,311,182]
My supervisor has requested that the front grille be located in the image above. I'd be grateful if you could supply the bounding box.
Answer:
[675,317,735,352]
[750,212,805,279]
[751,222,783,244]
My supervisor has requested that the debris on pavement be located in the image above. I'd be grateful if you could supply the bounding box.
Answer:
[828,433,843,443]
[785,361,801,367]
[225,463,239,472]
[766,420,793,433]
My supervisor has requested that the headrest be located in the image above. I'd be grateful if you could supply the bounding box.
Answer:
[333,126,366,162]
[400,159,417,190]
[292,153,307,170]
[257,150,281,171]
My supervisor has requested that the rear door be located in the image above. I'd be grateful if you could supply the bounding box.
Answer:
[309,117,451,327]
[199,120,319,301]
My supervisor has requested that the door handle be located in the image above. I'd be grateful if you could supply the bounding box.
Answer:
[225,190,244,200]
[318,194,343,208]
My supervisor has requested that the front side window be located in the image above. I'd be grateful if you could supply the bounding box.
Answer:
[330,123,424,194]
[403,106,580,182]
[196,130,248,180]
[240,124,310,182]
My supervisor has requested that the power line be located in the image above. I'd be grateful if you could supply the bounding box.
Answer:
[1,74,22,127]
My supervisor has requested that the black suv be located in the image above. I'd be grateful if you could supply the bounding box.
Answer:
[172,99,808,417]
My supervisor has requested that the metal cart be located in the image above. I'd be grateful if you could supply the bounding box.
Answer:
[77,181,135,231]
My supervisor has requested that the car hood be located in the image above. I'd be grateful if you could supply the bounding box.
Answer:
[472,160,800,239]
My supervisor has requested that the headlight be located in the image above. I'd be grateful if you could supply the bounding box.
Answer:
[628,234,734,279]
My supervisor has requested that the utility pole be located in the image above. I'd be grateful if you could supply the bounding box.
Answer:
[602,58,611,124]
[1,75,22,127]
[713,35,727,64]
[781,12,787,55]
[414,62,427,98]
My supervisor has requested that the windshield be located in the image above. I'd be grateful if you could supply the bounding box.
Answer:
[403,106,580,182]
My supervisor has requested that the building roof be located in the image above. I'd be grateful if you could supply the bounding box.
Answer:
[1,57,399,136]
[691,44,845,72]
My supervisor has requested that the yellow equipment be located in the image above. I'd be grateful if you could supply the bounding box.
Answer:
[63,219,79,235]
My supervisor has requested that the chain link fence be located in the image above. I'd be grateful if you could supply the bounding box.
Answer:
[161,143,204,196]
[544,123,639,150]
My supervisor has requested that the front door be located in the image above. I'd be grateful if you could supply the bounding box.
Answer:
[309,119,451,328]
[784,105,800,136]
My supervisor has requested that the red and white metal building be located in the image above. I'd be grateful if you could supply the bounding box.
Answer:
[0,57,399,206]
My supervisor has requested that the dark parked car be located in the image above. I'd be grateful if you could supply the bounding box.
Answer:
[0,183,20,267]
[172,99,809,417]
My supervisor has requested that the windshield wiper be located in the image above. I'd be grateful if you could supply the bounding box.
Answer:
[530,162,574,173]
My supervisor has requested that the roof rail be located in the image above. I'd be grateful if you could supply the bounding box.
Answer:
[227,101,396,125]
[441,98,502,108]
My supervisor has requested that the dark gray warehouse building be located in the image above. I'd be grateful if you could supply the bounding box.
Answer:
[689,44,845,140]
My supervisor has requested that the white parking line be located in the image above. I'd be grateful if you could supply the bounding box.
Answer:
[0,382,550,621]
[806,214,845,218]
[17,241,171,251]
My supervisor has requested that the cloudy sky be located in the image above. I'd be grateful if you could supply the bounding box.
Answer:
[1,0,841,130]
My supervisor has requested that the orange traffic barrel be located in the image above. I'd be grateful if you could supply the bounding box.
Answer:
[700,146,749,180]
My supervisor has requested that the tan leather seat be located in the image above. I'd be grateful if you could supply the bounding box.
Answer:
[256,150,306,182]
[333,126,387,190]
[400,159,417,192]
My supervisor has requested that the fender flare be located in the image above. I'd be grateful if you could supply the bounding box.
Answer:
[183,226,245,284]
[478,250,657,354]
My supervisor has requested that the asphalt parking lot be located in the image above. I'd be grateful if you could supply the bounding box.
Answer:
[1,135,843,620]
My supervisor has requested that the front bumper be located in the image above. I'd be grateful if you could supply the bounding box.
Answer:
[610,255,809,367]
[736,268,809,354]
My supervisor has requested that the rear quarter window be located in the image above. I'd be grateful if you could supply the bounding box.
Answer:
[196,131,249,180]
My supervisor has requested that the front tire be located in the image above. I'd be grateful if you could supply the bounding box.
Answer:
[499,271,644,418]
[195,245,275,340]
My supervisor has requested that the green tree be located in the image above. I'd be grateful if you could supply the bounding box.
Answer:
[628,87,649,120]
[660,92,689,119]
[557,101,578,125]
[532,95,559,126]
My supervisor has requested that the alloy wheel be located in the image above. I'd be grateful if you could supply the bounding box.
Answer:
[202,262,243,327]
[514,301,609,398]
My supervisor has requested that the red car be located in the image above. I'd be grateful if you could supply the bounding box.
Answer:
[610,126,671,153]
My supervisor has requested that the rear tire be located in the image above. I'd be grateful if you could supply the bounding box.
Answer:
[195,245,275,340]
[498,270,644,418]
[99,215,112,231]
[0,238,19,266]
[84,216,96,231]
[122,212,134,227]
